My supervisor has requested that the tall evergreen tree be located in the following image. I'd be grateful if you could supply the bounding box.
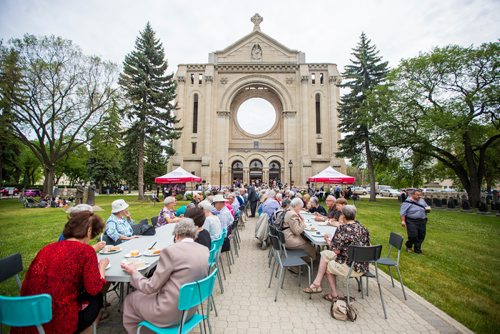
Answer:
[119,23,181,199]
[87,100,123,193]
[338,32,389,201]
[0,44,23,186]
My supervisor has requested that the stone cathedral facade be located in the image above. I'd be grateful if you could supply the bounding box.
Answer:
[170,14,345,187]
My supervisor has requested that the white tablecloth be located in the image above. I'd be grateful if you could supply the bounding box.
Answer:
[98,224,176,282]
[300,211,337,246]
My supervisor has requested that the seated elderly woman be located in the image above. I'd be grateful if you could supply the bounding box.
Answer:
[185,206,212,249]
[157,196,183,226]
[58,204,106,252]
[14,212,109,334]
[105,199,139,244]
[282,197,317,260]
[331,197,348,223]
[121,218,209,333]
[198,200,222,239]
[308,196,327,216]
[303,205,370,302]
[260,190,280,219]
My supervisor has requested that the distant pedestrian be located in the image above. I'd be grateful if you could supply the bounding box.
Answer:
[400,189,431,254]
[247,183,259,217]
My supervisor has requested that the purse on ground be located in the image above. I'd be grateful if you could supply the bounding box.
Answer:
[330,298,358,322]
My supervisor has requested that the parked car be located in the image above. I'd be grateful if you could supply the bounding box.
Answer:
[352,186,368,195]
[24,189,41,197]
[0,187,19,196]
[380,189,402,197]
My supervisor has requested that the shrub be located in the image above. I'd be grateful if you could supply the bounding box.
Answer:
[185,193,193,201]
[175,194,183,201]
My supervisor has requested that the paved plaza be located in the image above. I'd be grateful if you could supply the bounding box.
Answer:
[98,217,472,334]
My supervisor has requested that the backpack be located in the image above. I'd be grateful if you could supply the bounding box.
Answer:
[271,208,288,230]
[330,297,358,322]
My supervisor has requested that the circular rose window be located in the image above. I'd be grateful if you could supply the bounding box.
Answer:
[236,98,276,136]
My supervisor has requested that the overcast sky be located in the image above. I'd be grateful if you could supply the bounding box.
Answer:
[1,0,498,132]
[1,0,498,71]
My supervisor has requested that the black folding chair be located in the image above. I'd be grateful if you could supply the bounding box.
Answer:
[377,232,407,300]
[346,245,387,319]
[268,234,311,302]
[0,253,23,291]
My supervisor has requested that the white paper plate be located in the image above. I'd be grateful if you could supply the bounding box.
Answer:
[99,247,122,254]
[143,250,161,257]
[122,259,150,270]
[124,252,142,258]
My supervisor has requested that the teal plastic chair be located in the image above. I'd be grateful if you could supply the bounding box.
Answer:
[207,245,219,317]
[0,294,52,334]
[137,268,218,334]
[209,235,225,293]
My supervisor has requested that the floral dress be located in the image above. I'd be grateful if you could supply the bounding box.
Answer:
[331,221,370,273]
[157,207,176,226]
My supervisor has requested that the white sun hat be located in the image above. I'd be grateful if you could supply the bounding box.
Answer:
[212,194,228,203]
[111,199,129,213]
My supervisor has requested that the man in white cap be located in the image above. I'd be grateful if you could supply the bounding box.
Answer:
[105,199,138,243]
[212,194,234,231]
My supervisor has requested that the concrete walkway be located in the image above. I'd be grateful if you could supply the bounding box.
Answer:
[98,217,471,334]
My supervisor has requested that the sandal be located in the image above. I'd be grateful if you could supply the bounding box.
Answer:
[303,284,323,294]
[322,294,339,302]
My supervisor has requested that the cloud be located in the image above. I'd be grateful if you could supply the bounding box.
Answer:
[2,0,498,74]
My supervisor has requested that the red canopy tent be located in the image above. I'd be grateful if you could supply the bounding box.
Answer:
[307,166,356,184]
[154,167,202,184]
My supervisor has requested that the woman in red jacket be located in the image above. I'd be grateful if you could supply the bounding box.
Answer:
[13,212,109,334]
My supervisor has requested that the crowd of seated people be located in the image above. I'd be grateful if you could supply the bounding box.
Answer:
[15,183,369,333]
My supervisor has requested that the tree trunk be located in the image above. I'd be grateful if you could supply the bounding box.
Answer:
[137,134,145,200]
[43,165,55,197]
[365,140,377,202]
[466,181,482,209]
[0,144,4,187]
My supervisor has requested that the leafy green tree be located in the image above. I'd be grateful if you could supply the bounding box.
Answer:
[384,42,499,207]
[337,32,389,201]
[56,145,89,186]
[119,23,181,200]
[87,100,123,193]
[18,144,43,188]
[3,35,118,196]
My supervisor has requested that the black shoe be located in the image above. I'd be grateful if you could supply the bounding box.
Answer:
[414,250,423,255]
[406,247,413,253]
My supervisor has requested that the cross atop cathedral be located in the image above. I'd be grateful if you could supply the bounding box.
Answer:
[251,13,263,31]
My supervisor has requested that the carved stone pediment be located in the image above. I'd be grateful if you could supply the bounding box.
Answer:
[213,31,301,64]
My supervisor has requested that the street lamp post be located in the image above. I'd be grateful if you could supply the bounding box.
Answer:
[288,160,293,186]
[218,160,223,190]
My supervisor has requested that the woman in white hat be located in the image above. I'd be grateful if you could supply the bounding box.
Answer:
[105,199,138,244]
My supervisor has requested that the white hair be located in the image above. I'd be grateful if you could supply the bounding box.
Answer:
[290,197,304,209]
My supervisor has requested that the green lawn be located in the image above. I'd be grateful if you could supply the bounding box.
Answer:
[0,196,499,333]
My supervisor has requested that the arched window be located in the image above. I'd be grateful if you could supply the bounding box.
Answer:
[249,159,263,184]
[269,161,281,184]
[315,93,321,134]
[193,94,198,134]
[231,161,243,183]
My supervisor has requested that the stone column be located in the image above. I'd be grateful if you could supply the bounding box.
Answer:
[173,67,186,170]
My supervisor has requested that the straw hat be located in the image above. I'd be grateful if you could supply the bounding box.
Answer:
[111,199,129,213]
